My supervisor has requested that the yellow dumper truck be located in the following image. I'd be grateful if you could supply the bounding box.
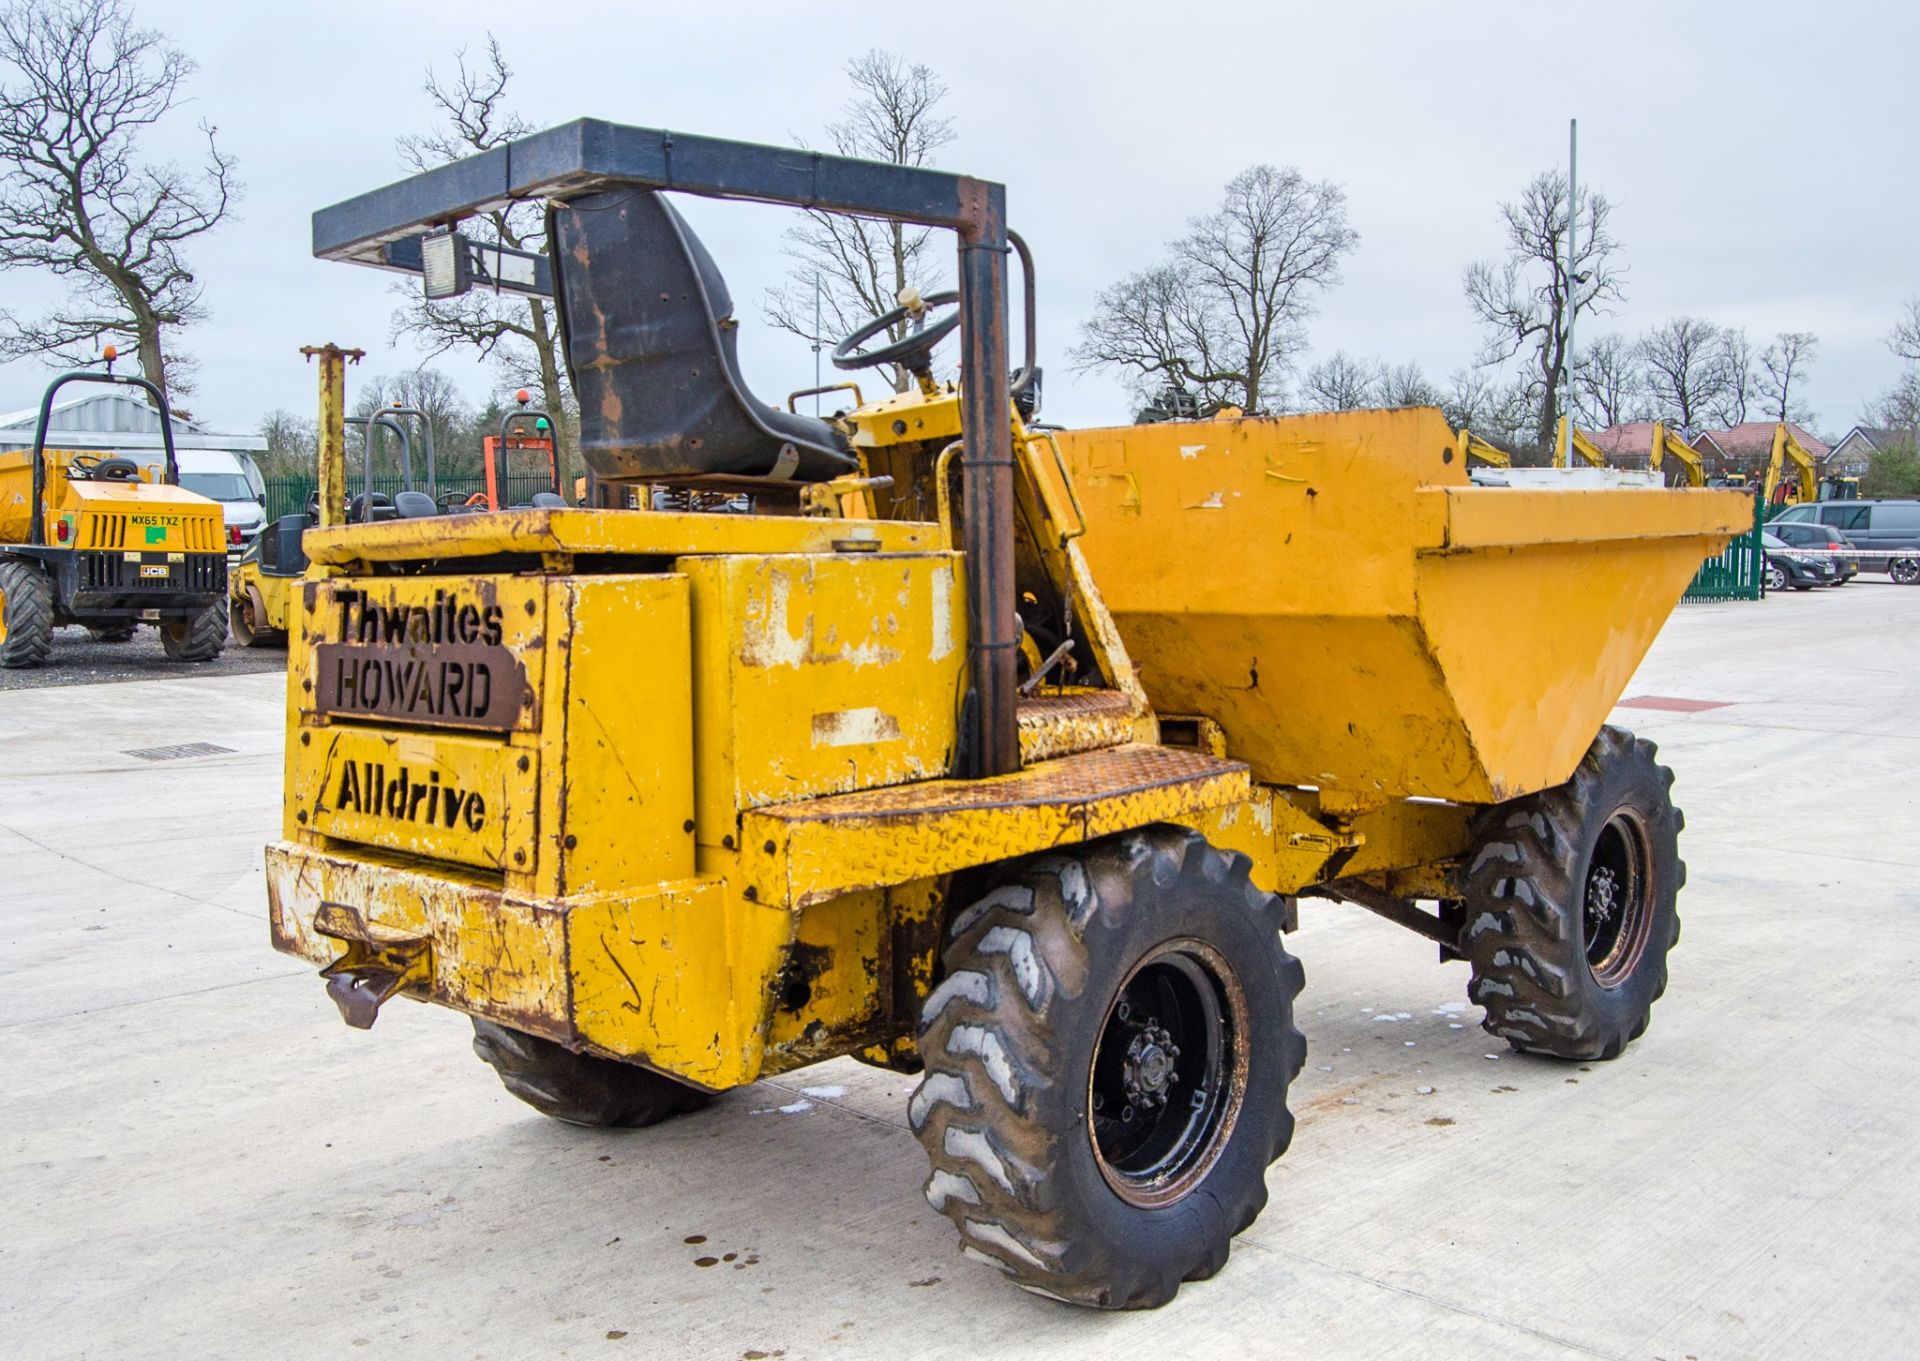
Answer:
[0,358,227,667]
[267,121,1750,1308]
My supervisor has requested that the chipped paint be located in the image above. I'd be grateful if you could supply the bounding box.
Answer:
[812,707,903,747]
[929,564,956,660]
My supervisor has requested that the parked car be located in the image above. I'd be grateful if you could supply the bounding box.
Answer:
[1761,531,1837,592]
[1773,499,1920,553]
[165,449,268,550]
[1767,520,1860,583]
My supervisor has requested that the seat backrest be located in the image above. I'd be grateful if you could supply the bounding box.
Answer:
[551,189,858,485]
[264,513,304,573]
[393,490,438,519]
[528,491,565,508]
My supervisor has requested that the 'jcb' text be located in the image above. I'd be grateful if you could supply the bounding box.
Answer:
[332,761,486,832]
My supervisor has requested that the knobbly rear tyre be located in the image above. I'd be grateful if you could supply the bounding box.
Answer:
[471,1019,710,1128]
[911,826,1305,1309]
[160,601,227,662]
[1460,726,1683,1061]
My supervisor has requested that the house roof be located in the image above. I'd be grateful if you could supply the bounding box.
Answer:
[1589,422,1660,458]
[1690,421,1830,462]
[1833,426,1899,451]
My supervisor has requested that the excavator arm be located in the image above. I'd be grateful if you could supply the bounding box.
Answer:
[1764,424,1819,506]
[1649,422,1706,487]
[1554,416,1607,468]
[1457,428,1511,468]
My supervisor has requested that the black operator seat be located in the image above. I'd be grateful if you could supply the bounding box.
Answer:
[550,189,860,483]
[392,490,438,519]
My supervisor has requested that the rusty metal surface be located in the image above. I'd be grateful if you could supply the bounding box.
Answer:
[314,640,528,732]
[744,745,1250,910]
[1016,687,1137,763]
[758,743,1241,824]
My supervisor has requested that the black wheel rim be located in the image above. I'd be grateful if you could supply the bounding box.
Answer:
[1583,811,1654,988]
[1086,938,1248,1208]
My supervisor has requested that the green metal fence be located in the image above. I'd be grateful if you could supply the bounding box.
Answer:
[1682,493,1765,602]
[262,472,561,521]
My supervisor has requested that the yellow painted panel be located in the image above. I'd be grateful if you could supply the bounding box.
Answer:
[295,725,535,872]
[1427,485,1753,547]
[542,575,696,897]
[683,551,967,843]
[303,506,943,566]
[569,879,791,1090]
[1414,536,1718,799]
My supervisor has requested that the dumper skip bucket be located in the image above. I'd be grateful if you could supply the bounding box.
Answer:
[1056,409,1751,807]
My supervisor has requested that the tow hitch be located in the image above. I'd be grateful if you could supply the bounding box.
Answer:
[314,903,432,1029]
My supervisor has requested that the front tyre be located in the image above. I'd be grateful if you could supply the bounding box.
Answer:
[0,558,54,668]
[471,1019,710,1127]
[1461,726,1683,1061]
[911,827,1305,1309]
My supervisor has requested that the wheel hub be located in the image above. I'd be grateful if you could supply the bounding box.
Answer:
[1584,811,1654,988]
[1087,939,1249,1209]
[1586,865,1618,924]
[1122,1023,1180,1108]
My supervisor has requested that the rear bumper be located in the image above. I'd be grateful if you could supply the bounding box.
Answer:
[265,840,781,1091]
[62,548,226,612]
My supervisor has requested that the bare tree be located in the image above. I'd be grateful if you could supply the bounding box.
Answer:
[1376,360,1440,408]
[1887,297,1920,363]
[1573,332,1647,427]
[1758,331,1818,425]
[1300,351,1378,411]
[0,0,237,399]
[1712,327,1754,426]
[1442,367,1538,456]
[256,408,317,480]
[353,368,475,476]
[1463,171,1625,452]
[1637,317,1729,433]
[763,50,954,395]
[1075,165,1357,414]
[1866,369,1920,441]
[389,37,577,490]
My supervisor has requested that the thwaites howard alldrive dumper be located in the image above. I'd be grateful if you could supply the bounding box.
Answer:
[0,355,228,667]
[268,121,1751,1308]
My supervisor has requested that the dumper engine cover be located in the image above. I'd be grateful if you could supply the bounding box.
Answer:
[550,189,857,484]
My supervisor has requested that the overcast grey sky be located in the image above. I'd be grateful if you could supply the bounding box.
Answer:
[3,0,1914,440]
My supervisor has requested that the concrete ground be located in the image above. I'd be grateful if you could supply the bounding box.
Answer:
[3,583,1916,1360]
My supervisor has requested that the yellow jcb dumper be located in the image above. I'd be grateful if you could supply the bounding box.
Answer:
[268,121,1751,1310]
[0,356,227,667]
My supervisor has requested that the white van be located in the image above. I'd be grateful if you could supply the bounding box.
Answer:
[141,448,269,549]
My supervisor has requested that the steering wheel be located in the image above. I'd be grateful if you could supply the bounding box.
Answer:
[70,452,142,482]
[832,290,961,376]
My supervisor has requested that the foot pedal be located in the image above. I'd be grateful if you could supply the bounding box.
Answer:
[313,903,432,1030]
